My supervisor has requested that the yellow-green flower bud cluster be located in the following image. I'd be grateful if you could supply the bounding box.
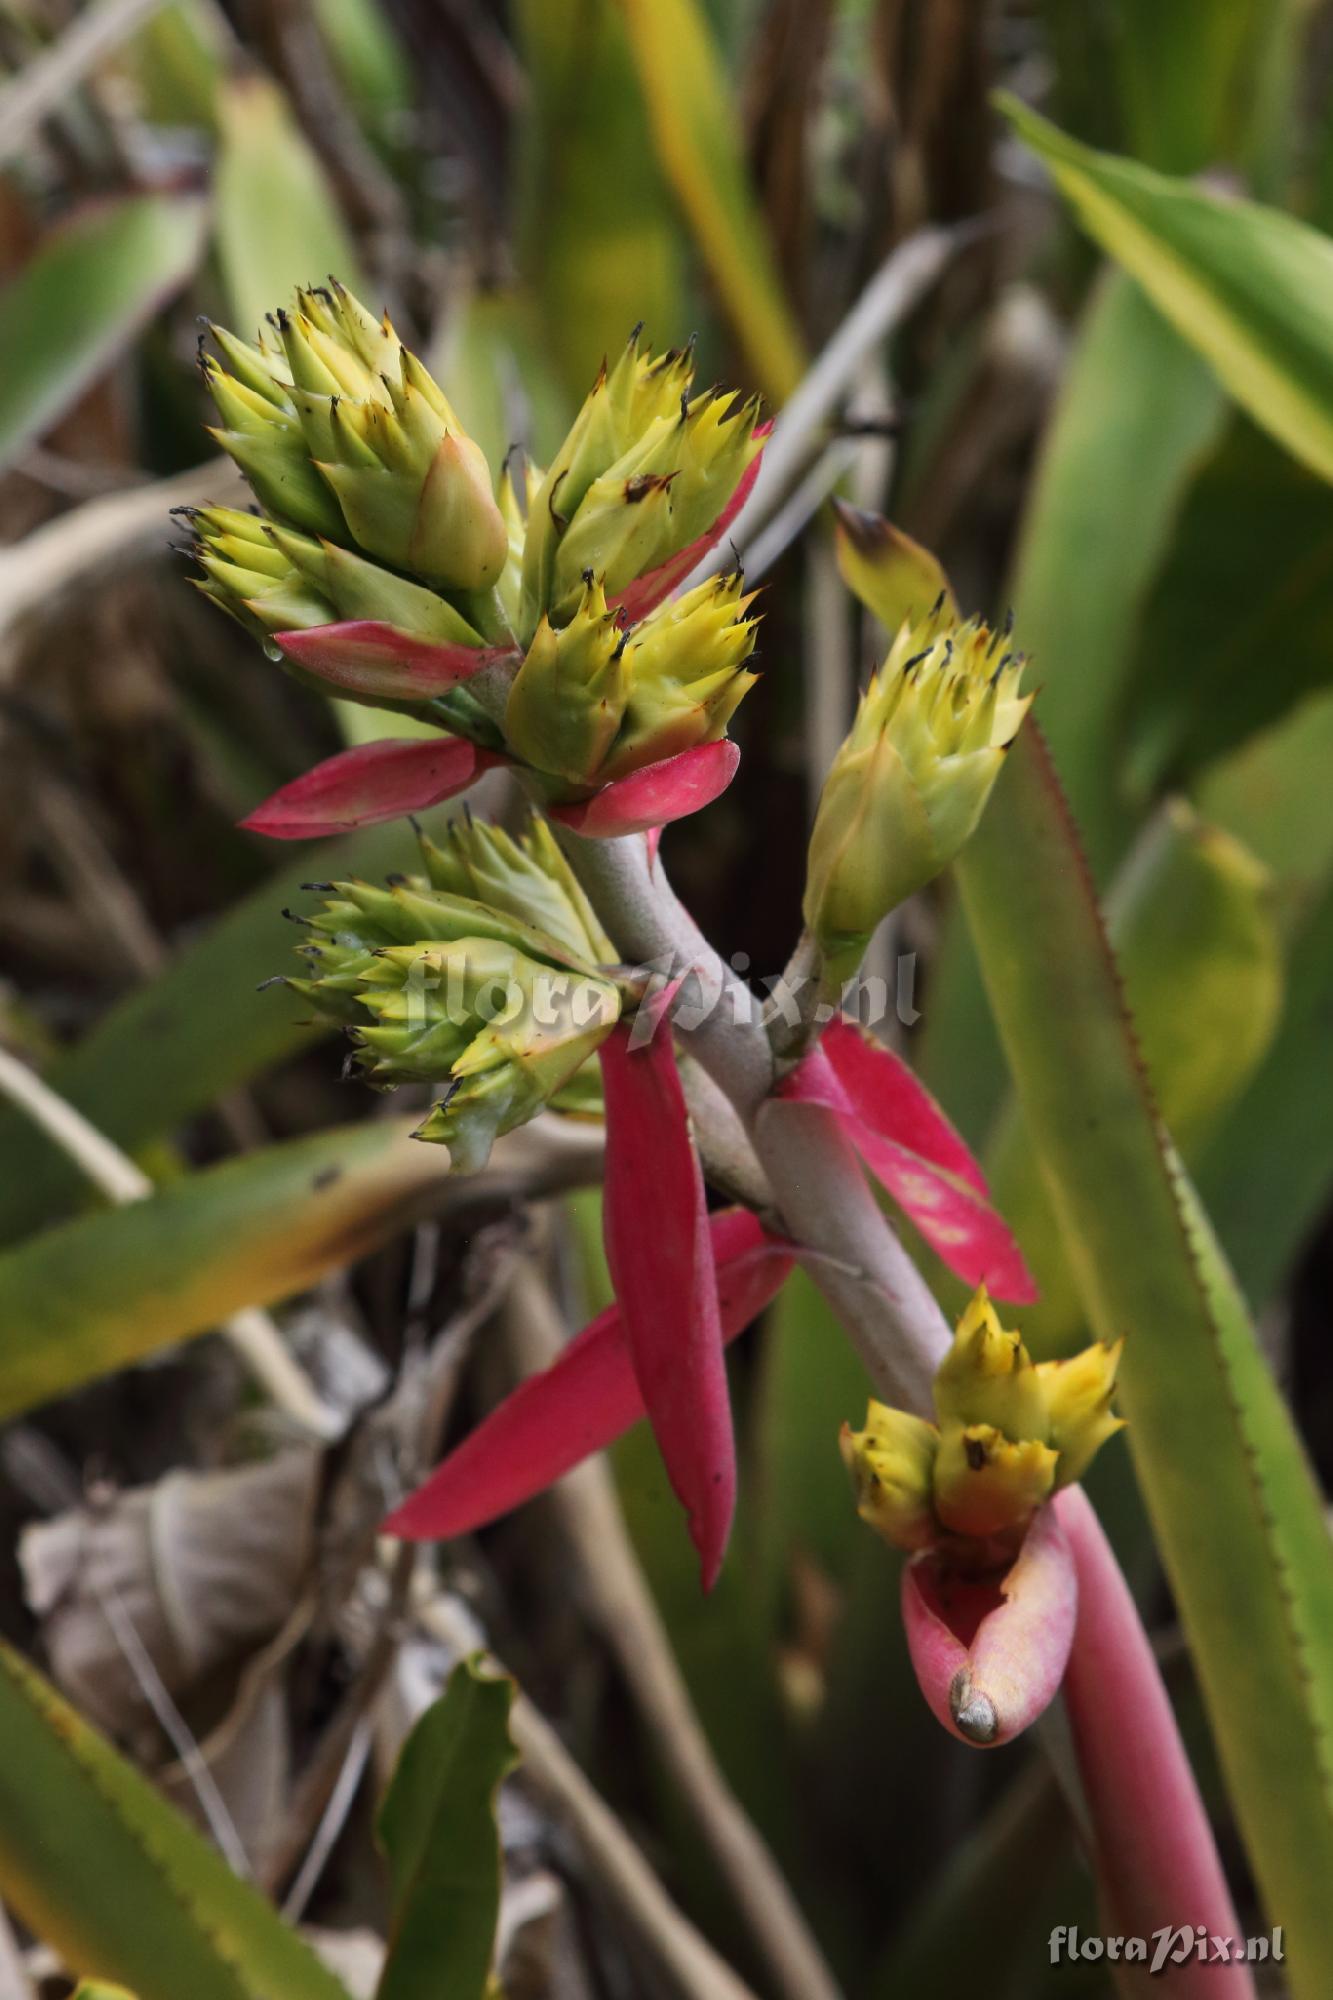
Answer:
[187,505,486,652]
[804,604,1033,985]
[518,327,763,636]
[504,570,759,790]
[289,822,621,1171]
[196,292,765,795]
[841,1288,1123,1556]
[202,283,507,592]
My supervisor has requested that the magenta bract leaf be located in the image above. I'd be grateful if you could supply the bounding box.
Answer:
[598,1013,735,1589]
[901,1502,1077,1747]
[383,1211,791,1541]
[1057,1490,1251,1986]
[240,737,504,839]
[820,1019,987,1195]
[777,1041,1037,1301]
[610,424,771,622]
[547,740,741,839]
[276,621,518,700]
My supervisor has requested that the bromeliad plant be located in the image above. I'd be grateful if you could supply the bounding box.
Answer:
[194,283,1247,1973]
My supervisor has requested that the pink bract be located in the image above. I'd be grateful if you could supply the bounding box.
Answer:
[240,736,503,838]
[276,620,517,700]
[598,1009,735,1589]
[548,740,741,839]
[383,1210,792,1543]
[777,1036,1037,1301]
[901,1503,1077,1747]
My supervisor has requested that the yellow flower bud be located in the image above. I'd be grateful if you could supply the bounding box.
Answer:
[1036,1340,1126,1487]
[597,570,759,782]
[933,1423,1059,1539]
[202,286,509,596]
[416,814,615,965]
[291,872,621,1173]
[842,1287,1125,1562]
[504,580,629,785]
[802,607,1032,985]
[519,328,763,638]
[933,1285,1049,1443]
[840,1402,938,1552]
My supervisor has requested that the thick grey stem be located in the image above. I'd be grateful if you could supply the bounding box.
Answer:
[558,828,952,1399]
[557,830,776,1117]
[752,1098,946,1410]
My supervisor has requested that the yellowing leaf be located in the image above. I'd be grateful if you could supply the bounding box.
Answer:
[613,0,806,401]
[0,1643,350,2000]
[1001,93,1333,483]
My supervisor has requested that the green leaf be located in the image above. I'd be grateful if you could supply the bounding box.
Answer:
[920,269,1222,1142]
[512,0,684,405]
[375,1658,517,2000]
[1198,875,1333,1303]
[1000,93,1333,484]
[1004,271,1224,876]
[752,1267,875,1623]
[0,1641,351,2000]
[0,196,207,471]
[0,816,429,1245]
[311,0,413,139]
[984,797,1284,1352]
[123,1,227,130]
[74,1985,142,2000]
[0,1115,455,1424]
[870,1763,1085,2000]
[955,725,1333,1998]
[612,0,807,401]
[213,72,364,338]
[1125,418,1333,795]
[1039,0,1311,188]
[1197,685,1333,915]
[1108,803,1282,1151]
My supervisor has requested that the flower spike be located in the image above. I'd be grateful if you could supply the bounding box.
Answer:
[803,602,1032,984]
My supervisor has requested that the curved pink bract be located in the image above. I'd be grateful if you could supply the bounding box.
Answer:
[777,1038,1037,1301]
[901,1503,1077,1747]
[276,620,517,700]
[240,736,503,838]
[548,740,741,839]
[384,1210,792,1543]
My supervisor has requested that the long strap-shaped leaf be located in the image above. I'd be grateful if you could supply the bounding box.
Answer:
[376,1659,518,2000]
[1000,94,1333,485]
[0,1642,351,2000]
[0,1116,461,1423]
[611,0,806,402]
[955,724,1333,1997]
[0,815,427,1245]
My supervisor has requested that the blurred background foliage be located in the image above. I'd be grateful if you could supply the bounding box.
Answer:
[0,1,1332,1996]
